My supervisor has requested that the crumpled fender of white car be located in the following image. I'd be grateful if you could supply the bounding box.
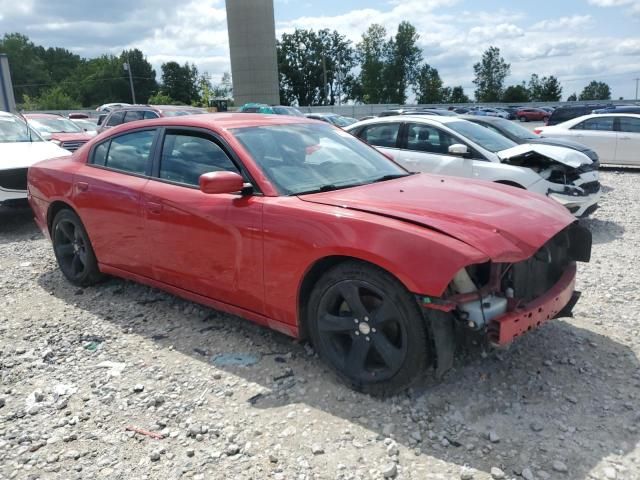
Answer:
[497,143,593,169]
[0,142,71,170]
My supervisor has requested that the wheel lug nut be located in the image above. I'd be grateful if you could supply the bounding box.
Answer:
[355,331,360,335]
[354,319,358,324]
[365,337,370,342]
[372,328,377,333]
[364,316,369,322]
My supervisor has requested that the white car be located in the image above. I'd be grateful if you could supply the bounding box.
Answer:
[346,116,600,217]
[471,108,510,119]
[0,111,70,206]
[96,102,130,112]
[534,113,640,166]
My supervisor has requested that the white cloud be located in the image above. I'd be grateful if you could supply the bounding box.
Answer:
[531,15,593,30]
[588,0,640,14]
[468,23,525,41]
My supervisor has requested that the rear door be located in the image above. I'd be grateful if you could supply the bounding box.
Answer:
[569,116,617,163]
[73,128,158,277]
[355,122,402,158]
[615,116,640,165]
[394,122,473,177]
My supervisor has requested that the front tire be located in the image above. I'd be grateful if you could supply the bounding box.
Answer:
[519,116,527,122]
[307,261,430,396]
[52,209,103,287]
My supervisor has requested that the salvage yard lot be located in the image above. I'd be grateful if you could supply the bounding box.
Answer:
[1,171,639,480]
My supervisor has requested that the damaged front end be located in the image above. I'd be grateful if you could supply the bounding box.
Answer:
[419,222,592,347]
[499,144,601,217]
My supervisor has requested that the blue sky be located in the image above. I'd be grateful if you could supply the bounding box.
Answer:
[0,0,639,101]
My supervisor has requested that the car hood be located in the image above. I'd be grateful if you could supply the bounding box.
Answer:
[0,141,71,169]
[526,138,598,161]
[49,132,93,142]
[497,143,591,168]
[299,174,574,262]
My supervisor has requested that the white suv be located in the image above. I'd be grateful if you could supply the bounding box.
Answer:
[346,116,600,217]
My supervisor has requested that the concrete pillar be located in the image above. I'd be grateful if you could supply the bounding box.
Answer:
[226,0,280,106]
[0,54,17,112]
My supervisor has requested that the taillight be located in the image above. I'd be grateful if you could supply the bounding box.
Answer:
[533,128,542,135]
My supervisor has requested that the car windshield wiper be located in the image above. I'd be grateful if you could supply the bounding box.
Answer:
[370,173,411,183]
[294,183,362,196]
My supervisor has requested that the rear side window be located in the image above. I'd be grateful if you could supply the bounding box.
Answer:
[573,117,615,131]
[91,130,155,175]
[358,123,400,148]
[618,117,640,133]
[159,132,238,186]
[123,111,145,123]
[143,111,160,119]
[106,111,125,127]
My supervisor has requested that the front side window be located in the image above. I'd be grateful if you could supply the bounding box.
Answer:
[358,123,400,148]
[232,123,408,195]
[573,117,614,131]
[106,111,125,127]
[446,120,517,153]
[159,132,238,186]
[406,123,459,154]
[96,130,155,174]
[618,117,640,133]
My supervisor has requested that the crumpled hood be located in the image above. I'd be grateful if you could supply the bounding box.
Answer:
[300,174,575,262]
[498,143,592,168]
[49,132,93,143]
[0,142,71,169]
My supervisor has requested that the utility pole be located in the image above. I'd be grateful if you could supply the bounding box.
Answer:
[635,77,639,101]
[322,53,328,106]
[123,59,137,104]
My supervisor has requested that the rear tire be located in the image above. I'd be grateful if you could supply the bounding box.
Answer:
[519,116,527,122]
[52,209,103,287]
[307,261,430,396]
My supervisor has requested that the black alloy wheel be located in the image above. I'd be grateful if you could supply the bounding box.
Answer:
[52,209,102,287]
[308,261,430,396]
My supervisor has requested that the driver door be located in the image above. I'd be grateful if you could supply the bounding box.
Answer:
[142,128,265,314]
[394,122,473,177]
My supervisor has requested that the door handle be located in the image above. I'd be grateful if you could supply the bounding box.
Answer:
[75,182,89,192]
[146,201,162,214]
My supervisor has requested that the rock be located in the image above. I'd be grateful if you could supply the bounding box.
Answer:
[490,467,505,479]
[186,449,195,458]
[0,397,5,408]
[603,467,617,479]
[382,463,397,478]
[530,422,544,432]
[269,453,278,463]
[133,384,144,393]
[33,389,45,403]
[311,443,324,455]
[225,444,240,456]
[552,461,568,473]
[488,431,500,443]
[410,430,422,442]
[387,443,399,456]
[150,451,161,462]
[522,467,535,480]
[460,466,475,479]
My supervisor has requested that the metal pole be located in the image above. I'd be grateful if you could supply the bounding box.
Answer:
[124,60,136,104]
[635,78,639,101]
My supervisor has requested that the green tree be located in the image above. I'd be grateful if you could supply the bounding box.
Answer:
[161,61,200,104]
[148,92,175,105]
[0,33,50,102]
[414,64,444,103]
[567,92,577,101]
[529,74,562,101]
[39,47,82,86]
[473,46,510,102]
[22,86,80,110]
[354,24,390,104]
[579,81,611,101]
[278,28,355,106]
[386,22,422,104]
[72,55,130,107]
[445,86,470,104]
[120,49,158,103]
[502,83,530,102]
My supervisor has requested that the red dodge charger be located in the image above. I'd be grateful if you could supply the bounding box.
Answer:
[27,113,591,395]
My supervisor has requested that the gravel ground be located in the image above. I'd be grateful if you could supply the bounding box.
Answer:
[1,170,639,480]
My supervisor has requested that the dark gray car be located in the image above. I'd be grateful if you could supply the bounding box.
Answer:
[461,115,599,164]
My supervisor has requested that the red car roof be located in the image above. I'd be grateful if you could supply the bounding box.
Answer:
[132,112,318,131]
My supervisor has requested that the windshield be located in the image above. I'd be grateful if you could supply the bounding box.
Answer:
[232,123,408,195]
[484,118,537,140]
[72,120,98,131]
[272,106,304,117]
[29,117,82,134]
[446,120,517,153]
[0,116,43,143]
[327,115,353,127]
